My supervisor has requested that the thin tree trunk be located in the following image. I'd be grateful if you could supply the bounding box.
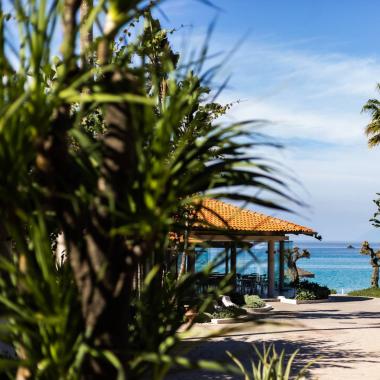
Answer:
[371,264,379,287]
[178,251,187,279]
[287,257,299,285]
[369,250,379,288]
[177,223,189,279]
[80,0,93,67]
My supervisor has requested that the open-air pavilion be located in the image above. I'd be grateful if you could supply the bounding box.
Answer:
[185,199,319,297]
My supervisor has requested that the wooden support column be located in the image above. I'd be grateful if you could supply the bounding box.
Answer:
[267,241,275,298]
[230,242,237,291]
[224,243,229,274]
[0,224,11,260]
[279,241,285,291]
[187,249,195,273]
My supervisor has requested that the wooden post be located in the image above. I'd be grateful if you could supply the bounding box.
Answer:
[187,249,195,273]
[224,243,229,274]
[279,241,285,291]
[0,224,11,259]
[230,242,237,291]
[267,241,275,298]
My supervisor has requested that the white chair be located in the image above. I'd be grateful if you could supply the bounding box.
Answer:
[221,295,238,308]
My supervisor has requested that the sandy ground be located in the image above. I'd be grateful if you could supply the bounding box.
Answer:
[167,296,380,380]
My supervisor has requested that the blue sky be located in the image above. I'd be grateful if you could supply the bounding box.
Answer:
[159,0,380,242]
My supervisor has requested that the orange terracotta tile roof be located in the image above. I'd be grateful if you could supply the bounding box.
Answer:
[194,199,315,235]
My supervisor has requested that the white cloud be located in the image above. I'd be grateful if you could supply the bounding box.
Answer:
[167,25,380,240]
[214,39,380,240]
[224,98,367,145]
[210,39,380,146]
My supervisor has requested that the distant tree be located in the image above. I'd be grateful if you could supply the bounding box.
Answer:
[361,241,380,288]
[285,247,310,285]
[363,89,380,284]
[363,85,380,147]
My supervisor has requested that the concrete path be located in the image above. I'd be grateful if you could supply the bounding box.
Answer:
[169,296,380,379]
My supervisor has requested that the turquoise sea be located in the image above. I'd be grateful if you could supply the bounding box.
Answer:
[195,241,380,293]
[295,241,380,293]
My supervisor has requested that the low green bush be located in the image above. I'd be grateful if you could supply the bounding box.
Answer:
[194,312,211,323]
[244,294,266,308]
[296,280,330,300]
[296,289,316,300]
[211,306,247,319]
[329,288,337,294]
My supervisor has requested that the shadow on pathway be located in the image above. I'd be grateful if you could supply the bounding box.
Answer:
[167,332,377,379]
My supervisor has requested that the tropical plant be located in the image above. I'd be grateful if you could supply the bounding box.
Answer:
[0,215,85,379]
[244,294,265,308]
[363,85,380,147]
[295,280,330,300]
[227,344,313,380]
[295,289,316,301]
[0,1,298,379]
[211,306,247,319]
[193,312,211,323]
[360,241,380,288]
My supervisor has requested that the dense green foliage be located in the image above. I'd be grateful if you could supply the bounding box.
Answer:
[210,306,247,319]
[193,312,211,323]
[244,294,266,308]
[295,281,330,300]
[348,287,380,297]
[295,289,316,301]
[0,1,301,378]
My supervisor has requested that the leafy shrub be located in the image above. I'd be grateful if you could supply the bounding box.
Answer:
[194,312,211,323]
[329,288,337,294]
[296,289,316,300]
[296,280,330,300]
[211,306,247,319]
[244,294,266,308]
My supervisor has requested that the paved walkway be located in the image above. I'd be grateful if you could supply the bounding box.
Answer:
[169,296,380,379]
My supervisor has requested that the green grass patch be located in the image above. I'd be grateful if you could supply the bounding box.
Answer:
[348,287,380,297]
